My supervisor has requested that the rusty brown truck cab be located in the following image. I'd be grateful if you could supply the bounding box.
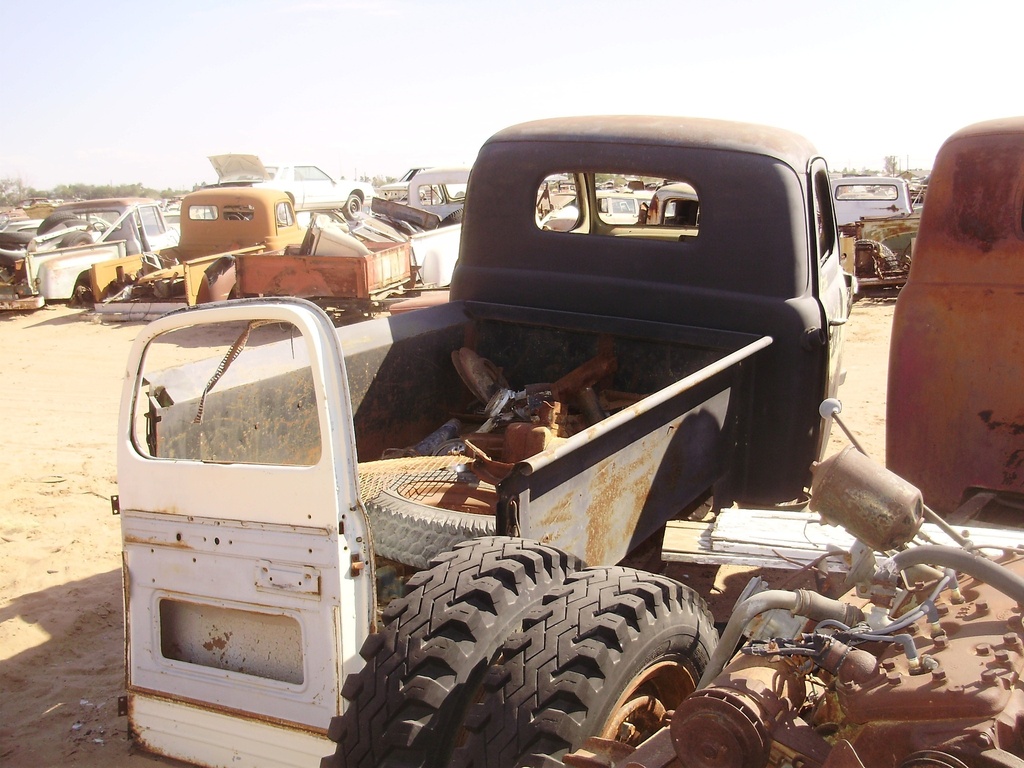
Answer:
[888,117,1024,518]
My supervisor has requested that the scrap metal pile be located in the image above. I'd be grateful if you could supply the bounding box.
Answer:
[357,346,642,570]
[381,346,632,474]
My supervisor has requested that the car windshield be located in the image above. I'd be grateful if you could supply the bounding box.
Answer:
[65,209,125,229]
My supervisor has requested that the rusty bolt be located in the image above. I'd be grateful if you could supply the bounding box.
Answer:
[1004,633,1022,648]
[886,672,901,686]
[995,649,1011,664]
[931,668,947,682]
[934,634,949,650]
[981,669,998,684]
[976,643,992,656]
[881,658,896,671]
[935,602,949,617]
[975,732,995,748]
[976,600,990,615]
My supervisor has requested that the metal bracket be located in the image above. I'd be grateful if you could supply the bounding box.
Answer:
[110,495,120,516]
[350,553,365,577]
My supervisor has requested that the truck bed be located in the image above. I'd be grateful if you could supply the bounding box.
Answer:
[147,301,770,564]
[234,241,412,307]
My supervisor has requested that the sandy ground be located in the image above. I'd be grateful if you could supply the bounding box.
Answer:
[0,295,897,767]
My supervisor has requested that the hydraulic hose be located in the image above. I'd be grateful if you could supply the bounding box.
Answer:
[697,589,864,689]
[891,545,1024,606]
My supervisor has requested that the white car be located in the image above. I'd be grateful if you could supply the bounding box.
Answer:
[540,189,653,231]
[377,166,470,224]
[208,155,376,215]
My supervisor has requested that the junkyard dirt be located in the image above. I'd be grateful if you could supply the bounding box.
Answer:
[0,296,894,767]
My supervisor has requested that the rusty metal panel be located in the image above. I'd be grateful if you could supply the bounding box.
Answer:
[235,243,411,301]
[91,253,146,300]
[503,336,771,565]
[857,214,920,254]
[888,118,1024,514]
[128,693,334,768]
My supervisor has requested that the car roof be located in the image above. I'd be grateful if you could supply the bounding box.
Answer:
[56,197,157,212]
[486,115,819,171]
[184,186,294,206]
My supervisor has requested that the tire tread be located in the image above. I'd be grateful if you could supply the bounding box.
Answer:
[450,566,717,768]
[323,537,580,768]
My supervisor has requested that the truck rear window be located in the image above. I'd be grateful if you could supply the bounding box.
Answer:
[833,183,900,201]
[189,205,218,221]
[536,173,699,239]
[132,320,322,467]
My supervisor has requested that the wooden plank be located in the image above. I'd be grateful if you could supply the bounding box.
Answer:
[663,508,1024,569]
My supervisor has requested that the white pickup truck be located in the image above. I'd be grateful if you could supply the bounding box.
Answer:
[830,174,914,226]
[0,197,179,310]
[208,155,376,215]
[377,166,470,224]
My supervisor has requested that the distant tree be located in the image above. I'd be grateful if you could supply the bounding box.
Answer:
[0,177,34,206]
[2,178,189,206]
[839,166,882,176]
[50,182,187,201]
[883,155,900,176]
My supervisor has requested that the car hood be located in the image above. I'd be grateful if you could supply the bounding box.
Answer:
[208,154,271,183]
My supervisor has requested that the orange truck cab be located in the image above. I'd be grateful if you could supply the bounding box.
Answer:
[887,117,1024,516]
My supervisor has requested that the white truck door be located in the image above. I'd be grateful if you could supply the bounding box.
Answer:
[117,298,373,768]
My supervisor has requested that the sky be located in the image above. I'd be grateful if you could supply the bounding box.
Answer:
[1,0,1020,191]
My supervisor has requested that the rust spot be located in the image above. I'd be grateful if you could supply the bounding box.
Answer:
[1004,449,1024,485]
[583,447,657,565]
[123,534,194,550]
[202,632,231,651]
[978,410,1024,436]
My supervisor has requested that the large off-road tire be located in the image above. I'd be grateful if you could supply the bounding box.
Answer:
[324,537,581,768]
[69,271,95,307]
[365,488,496,569]
[0,229,35,250]
[450,566,718,768]
[37,211,86,236]
[439,207,464,226]
[57,231,92,249]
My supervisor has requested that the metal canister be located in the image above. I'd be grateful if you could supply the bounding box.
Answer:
[810,445,924,551]
[412,418,462,456]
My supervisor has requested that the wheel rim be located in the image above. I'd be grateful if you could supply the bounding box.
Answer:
[598,659,696,746]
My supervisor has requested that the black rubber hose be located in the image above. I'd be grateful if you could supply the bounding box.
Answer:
[891,545,1024,605]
